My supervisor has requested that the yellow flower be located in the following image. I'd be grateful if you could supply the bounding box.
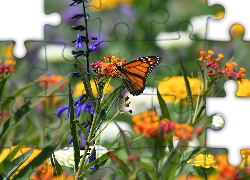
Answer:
[236,79,250,96]
[239,149,250,169]
[2,45,14,59]
[89,0,134,12]
[0,146,42,179]
[187,154,218,169]
[5,60,16,66]
[74,80,114,97]
[158,76,203,105]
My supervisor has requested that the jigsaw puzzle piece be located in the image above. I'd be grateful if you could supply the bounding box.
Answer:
[206,0,250,41]
[206,80,250,167]
[165,0,223,40]
[0,0,61,58]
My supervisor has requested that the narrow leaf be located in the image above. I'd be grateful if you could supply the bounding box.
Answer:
[180,58,195,124]
[75,58,96,109]
[86,163,116,180]
[100,83,125,109]
[0,74,70,139]
[85,135,143,170]
[76,123,88,140]
[93,84,125,134]
[0,75,47,111]
[156,87,171,120]
[13,132,64,180]
[0,126,33,175]
[2,147,35,180]
[114,122,134,156]
[107,152,133,177]
[52,153,63,176]
[69,84,80,172]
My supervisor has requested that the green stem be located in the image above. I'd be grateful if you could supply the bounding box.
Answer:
[214,86,224,97]
[100,78,111,103]
[89,110,120,144]
[75,100,100,179]
[83,139,98,168]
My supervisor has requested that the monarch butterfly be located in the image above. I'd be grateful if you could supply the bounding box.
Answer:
[115,56,162,96]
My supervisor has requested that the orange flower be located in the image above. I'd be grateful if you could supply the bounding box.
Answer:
[132,112,193,141]
[197,51,206,61]
[39,75,69,90]
[92,55,126,78]
[216,155,238,180]
[222,62,246,84]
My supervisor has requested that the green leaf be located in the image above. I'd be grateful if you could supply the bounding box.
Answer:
[156,87,171,120]
[52,153,63,176]
[76,123,89,140]
[114,122,134,156]
[93,84,125,134]
[100,83,125,109]
[2,147,35,180]
[13,132,64,180]
[160,145,182,180]
[0,75,46,111]
[0,79,7,100]
[0,126,33,175]
[69,84,80,172]
[86,163,116,180]
[0,74,70,139]
[75,58,96,109]
[180,58,195,124]
[85,135,143,170]
[107,152,133,177]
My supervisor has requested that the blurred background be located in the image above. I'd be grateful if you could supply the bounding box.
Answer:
[1,0,249,178]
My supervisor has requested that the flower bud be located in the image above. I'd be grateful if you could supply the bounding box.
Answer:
[217,69,222,74]
[128,110,132,113]
[128,155,134,163]
[118,94,123,99]
[125,103,129,107]
[195,127,203,136]
[135,155,140,161]
[125,96,129,101]
[201,68,204,72]
[4,69,9,75]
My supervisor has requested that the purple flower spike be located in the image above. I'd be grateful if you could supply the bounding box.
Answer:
[82,101,94,115]
[75,100,82,118]
[89,39,103,53]
[88,154,96,170]
[76,34,83,49]
[57,106,70,120]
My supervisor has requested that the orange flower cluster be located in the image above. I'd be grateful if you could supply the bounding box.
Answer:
[216,155,238,180]
[222,62,246,83]
[132,111,193,140]
[174,123,193,141]
[197,50,224,64]
[39,75,69,90]
[32,162,74,180]
[91,55,126,78]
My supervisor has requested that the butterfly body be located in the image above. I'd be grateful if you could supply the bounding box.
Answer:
[115,56,162,96]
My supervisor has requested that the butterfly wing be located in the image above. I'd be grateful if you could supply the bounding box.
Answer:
[115,56,162,96]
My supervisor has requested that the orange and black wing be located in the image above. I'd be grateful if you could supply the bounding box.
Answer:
[115,56,162,96]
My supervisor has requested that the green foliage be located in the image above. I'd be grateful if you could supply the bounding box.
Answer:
[157,87,171,120]
[13,132,64,180]
[0,127,33,175]
[93,83,125,134]
[1,147,35,180]
[69,84,80,172]
[0,74,70,139]
[51,153,63,176]
[180,57,195,124]
[75,58,96,109]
